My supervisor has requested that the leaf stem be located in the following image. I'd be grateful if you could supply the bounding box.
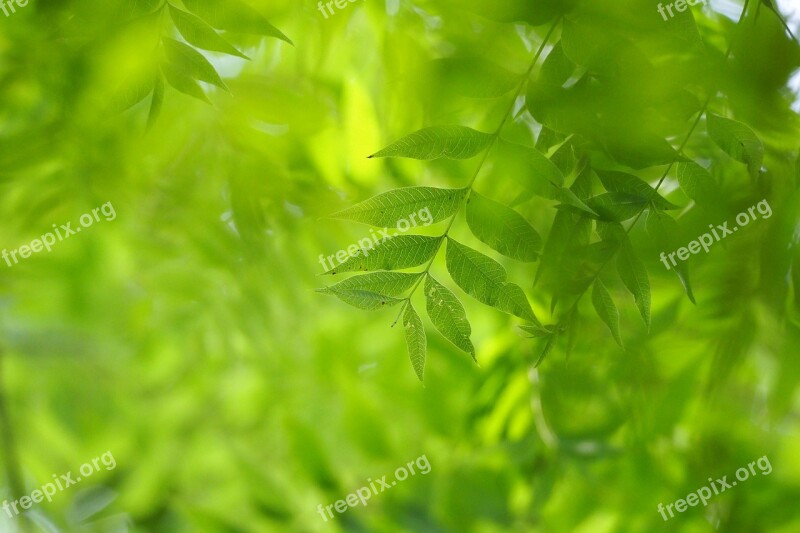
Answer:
[391,17,562,326]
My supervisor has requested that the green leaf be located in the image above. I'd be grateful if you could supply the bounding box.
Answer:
[368,126,493,160]
[110,69,156,113]
[319,272,422,296]
[646,210,696,304]
[329,187,467,228]
[539,41,575,87]
[432,57,521,98]
[465,191,541,262]
[519,324,556,338]
[675,162,717,207]
[402,303,426,381]
[163,38,228,90]
[324,235,440,275]
[445,238,539,323]
[316,288,403,311]
[585,193,648,222]
[424,276,475,359]
[551,186,597,216]
[168,5,248,59]
[596,170,677,210]
[707,113,764,179]
[161,62,210,103]
[534,332,558,367]
[182,0,292,44]
[591,279,623,347]
[502,140,565,188]
[535,209,592,289]
[146,73,165,130]
[617,239,651,328]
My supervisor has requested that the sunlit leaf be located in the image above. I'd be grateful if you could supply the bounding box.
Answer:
[369,126,493,160]
[591,279,623,347]
[324,235,441,275]
[169,5,248,59]
[316,287,403,310]
[182,0,293,44]
[403,303,427,381]
[329,187,468,228]
[163,38,228,90]
[425,275,475,359]
[319,272,422,296]
[445,238,539,323]
[161,62,210,103]
[466,191,541,262]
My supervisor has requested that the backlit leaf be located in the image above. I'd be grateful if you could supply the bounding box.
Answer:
[319,272,422,296]
[330,187,467,228]
[591,279,623,347]
[403,303,426,381]
[316,288,402,311]
[466,191,541,262]
[425,275,475,359]
[324,235,441,275]
[707,113,764,179]
[169,5,248,59]
[617,239,651,328]
[182,0,292,44]
[445,238,539,323]
[163,38,228,90]
[369,126,493,160]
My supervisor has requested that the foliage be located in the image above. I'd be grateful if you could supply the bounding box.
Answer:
[1,0,800,531]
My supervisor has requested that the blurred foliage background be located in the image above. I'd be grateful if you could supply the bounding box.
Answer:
[1,0,800,531]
